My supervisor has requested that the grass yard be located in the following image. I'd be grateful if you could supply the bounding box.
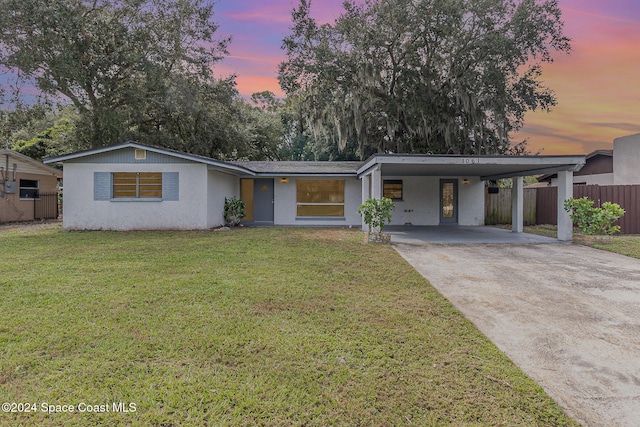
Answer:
[516,224,640,259]
[589,235,640,259]
[0,225,578,426]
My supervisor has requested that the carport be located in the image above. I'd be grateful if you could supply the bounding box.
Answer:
[358,154,586,241]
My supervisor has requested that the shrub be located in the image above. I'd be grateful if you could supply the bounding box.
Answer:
[563,197,625,235]
[224,197,245,227]
[357,197,395,233]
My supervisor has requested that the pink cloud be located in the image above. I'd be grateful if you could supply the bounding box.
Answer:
[561,6,638,25]
[513,1,640,154]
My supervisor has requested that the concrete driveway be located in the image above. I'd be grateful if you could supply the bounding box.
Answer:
[394,242,640,427]
[386,225,559,244]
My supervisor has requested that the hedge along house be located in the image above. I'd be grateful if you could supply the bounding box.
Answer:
[1,149,62,224]
[44,142,585,240]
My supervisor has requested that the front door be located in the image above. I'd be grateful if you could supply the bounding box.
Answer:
[440,179,458,224]
[253,178,274,223]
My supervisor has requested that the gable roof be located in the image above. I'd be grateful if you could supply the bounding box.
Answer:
[44,142,586,181]
[43,141,255,176]
[538,149,612,182]
[0,149,62,178]
[44,141,362,177]
[585,149,613,159]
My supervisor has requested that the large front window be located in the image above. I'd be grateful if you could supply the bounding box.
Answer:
[113,172,162,198]
[296,180,345,217]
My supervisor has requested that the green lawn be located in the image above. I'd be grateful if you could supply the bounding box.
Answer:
[517,225,640,259]
[0,225,578,426]
[590,235,640,259]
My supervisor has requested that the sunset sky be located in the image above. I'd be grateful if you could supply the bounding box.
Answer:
[214,0,640,155]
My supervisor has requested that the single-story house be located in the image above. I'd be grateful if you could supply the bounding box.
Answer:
[1,149,62,223]
[538,132,640,186]
[44,142,585,240]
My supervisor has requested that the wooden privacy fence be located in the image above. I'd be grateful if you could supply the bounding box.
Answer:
[34,192,59,221]
[484,188,537,225]
[536,185,640,234]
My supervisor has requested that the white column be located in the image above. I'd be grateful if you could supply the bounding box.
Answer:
[371,167,382,200]
[511,176,524,233]
[557,170,574,241]
[361,174,371,230]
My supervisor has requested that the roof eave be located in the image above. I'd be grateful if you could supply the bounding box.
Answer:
[251,172,358,177]
[1,149,63,177]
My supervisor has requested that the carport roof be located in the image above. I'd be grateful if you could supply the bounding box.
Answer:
[358,154,586,180]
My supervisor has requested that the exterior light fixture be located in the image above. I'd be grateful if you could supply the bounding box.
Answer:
[280,177,288,183]
[462,178,470,185]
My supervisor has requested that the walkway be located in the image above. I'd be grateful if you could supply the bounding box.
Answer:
[395,242,640,427]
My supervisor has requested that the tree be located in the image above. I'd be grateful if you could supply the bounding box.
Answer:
[279,0,570,159]
[0,103,80,160]
[0,0,236,153]
[11,108,80,161]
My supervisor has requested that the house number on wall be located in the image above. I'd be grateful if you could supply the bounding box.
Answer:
[461,158,480,164]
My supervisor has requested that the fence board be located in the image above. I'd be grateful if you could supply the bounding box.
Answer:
[484,188,536,225]
[34,192,59,220]
[536,186,557,226]
[535,184,640,234]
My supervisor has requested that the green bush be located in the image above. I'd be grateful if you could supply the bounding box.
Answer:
[563,197,625,235]
[357,197,395,233]
[224,197,245,227]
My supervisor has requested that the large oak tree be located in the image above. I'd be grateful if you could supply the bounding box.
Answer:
[279,0,571,159]
[0,0,262,158]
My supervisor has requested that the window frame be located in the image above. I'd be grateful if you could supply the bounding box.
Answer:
[383,179,403,200]
[112,172,163,199]
[296,179,345,218]
[19,179,40,199]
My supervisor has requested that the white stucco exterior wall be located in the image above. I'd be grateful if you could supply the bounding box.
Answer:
[613,133,640,185]
[207,170,239,228]
[386,176,484,226]
[273,177,362,226]
[387,176,440,225]
[458,177,485,226]
[63,162,210,230]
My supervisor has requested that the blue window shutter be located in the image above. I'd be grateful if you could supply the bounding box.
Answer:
[163,172,179,201]
[94,172,112,200]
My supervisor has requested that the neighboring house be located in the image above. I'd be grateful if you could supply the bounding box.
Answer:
[44,142,584,240]
[538,132,640,186]
[1,149,62,224]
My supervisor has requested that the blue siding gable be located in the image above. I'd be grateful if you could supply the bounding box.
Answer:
[69,148,195,164]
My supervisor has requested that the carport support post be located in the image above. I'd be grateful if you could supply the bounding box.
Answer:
[371,167,382,200]
[511,176,524,233]
[361,174,371,230]
[557,170,573,241]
